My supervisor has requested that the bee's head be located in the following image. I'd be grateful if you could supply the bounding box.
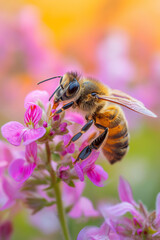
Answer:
[54,72,80,103]
[37,72,80,104]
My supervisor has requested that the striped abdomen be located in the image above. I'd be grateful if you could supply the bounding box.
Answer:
[95,105,129,164]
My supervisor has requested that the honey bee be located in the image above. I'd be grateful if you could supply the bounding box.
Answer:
[38,72,157,164]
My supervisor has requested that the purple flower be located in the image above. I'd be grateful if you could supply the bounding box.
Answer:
[59,122,67,132]
[65,112,85,125]
[24,90,49,109]
[58,166,70,180]
[0,176,23,210]
[29,206,60,235]
[62,181,85,207]
[100,176,160,239]
[77,222,119,240]
[1,104,46,146]
[118,176,138,207]
[0,221,13,240]
[8,142,38,183]
[62,181,99,219]
[62,134,75,155]
[68,196,99,219]
[0,141,15,176]
[73,151,108,187]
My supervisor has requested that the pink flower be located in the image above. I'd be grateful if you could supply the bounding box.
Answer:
[62,182,99,219]
[0,176,23,210]
[58,166,70,181]
[118,176,138,207]
[100,176,160,238]
[24,90,49,109]
[29,206,60,235]
[61,134,75,156]
[73,151,108,187]
[68,196,99,219]
[65,112,85,125]
[59,122,67,132]
[1,104,46,146]
[0,221,13,240]
[62,181,85,207]
[0,141,15,176]
[77,222,119,240]
[8,142,38,183]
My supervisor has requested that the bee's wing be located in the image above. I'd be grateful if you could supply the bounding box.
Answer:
[96,89,157,118]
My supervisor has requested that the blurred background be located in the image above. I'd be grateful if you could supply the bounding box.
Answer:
[0,0,160,239]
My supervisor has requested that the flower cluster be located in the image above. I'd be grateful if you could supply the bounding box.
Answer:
[78,177,160,240]
[1,89,158,240]
[0,90,108,238]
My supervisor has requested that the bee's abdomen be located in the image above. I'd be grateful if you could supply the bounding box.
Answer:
[95,105,129,164]
[102,124,129,164]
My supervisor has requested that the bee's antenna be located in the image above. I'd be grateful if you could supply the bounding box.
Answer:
[37,76,62,85]
[49,86,61,101]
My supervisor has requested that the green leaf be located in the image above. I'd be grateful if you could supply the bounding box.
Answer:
[55,141,64,152]
[52,153,61,162]
[67,180,75,188]
[25,197,56,214]
[65,204,74,213]
[22,178,49,191]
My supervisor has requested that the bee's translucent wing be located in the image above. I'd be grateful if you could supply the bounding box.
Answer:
[96,89,157,118]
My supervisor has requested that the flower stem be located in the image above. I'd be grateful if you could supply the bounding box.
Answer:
[54,182,71,240]
[45,142,71,240]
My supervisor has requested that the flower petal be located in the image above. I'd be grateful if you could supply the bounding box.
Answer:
[101,202,143,221]
[74,162,84,182]
[118,176,138,207]
[77,226,100,240]
[63,181,85,206]
[59,122,67,132]
[24,90,49,109]
[0,176,23,210]
[23,127,46,145]
[65,112,85,125]
[80,151,100,171]
[58,166,70,180]
[152,231,160,237]
[0,141,14,166]
[1,121,24,146]
[24,104,42,127]
[63,134,71,145]
[63,134,75,153]
[66,143,75,154]
[0,221,13,240]
[29,207,60,234]
[1,176,22,204]
[0,182,9,209]
[69,197,99,218]
[155,192,160,225]
[77,223,114,240]
[25,142,37,163]
[9,159,36,182]
[86,165,108,187]
[0,199,15,211]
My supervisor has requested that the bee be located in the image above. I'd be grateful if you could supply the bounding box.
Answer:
[38,72,157,164]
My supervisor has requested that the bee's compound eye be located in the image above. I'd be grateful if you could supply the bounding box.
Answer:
[68,81,79,95]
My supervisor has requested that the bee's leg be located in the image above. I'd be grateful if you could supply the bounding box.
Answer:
[65,119,94,147]
[73,126,108,164]
[50,101,75,118]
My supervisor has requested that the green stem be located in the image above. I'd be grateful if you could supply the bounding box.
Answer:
[45,142,71,240]
[54,182,71,240]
